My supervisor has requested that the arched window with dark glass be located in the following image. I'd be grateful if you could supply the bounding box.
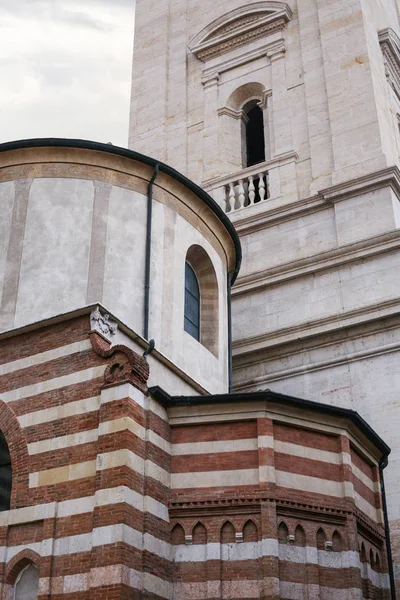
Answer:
[244,100,265,167]
[0,429,12,511]
[184,262,200,341]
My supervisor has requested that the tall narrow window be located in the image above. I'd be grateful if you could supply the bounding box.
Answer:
[244,101,265,167]
[0,430,11,511]
[184,262,200,341]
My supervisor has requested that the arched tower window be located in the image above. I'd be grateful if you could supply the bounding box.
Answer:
[0,430,12,511]
[184,262,200,341]
[244,100,265,167]
[183,246,219,356]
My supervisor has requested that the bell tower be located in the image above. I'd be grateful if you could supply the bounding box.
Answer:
[130,1,400,592]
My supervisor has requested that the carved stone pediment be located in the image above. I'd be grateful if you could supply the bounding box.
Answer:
[379,28,400,98]
[189,1,292,62]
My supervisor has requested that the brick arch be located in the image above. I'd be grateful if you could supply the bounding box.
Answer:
[189,519,209,535]
[316,527,327,550]
[277,521,289,544]
[220,520,236,543]
[294,524,306,547]
[5,549,41,585]
[191,521,208,545]
[171,523,185,545]
[0,399,30,509]
[242,519,259,542]
[185,245,219,357]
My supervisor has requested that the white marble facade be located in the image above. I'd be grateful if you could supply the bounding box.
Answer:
[129,0,400,585]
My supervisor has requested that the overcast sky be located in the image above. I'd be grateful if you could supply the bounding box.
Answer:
[0,0,135,147]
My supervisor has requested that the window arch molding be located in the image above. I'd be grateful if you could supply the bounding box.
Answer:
[0,399,30,510]
[218,82,272,171]
[184,245,219,357]
[5,550,41,587]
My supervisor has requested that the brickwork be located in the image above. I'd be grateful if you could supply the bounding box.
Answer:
[0,311,391,599]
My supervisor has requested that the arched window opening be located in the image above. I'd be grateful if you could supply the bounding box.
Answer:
[243,520,258,542]
[278,522,288,544]
[244,100,265,168]
[220,521,236,544]
[14,564,39,600]
[332,531,342,552]
[192,522,207,545]
[295,525,306,547]
[360,542,367,563]
[184,262,200,341]
[171,524,185,545]
[184,246,219,356]
[316,528,326,550]
[0,430,11,511]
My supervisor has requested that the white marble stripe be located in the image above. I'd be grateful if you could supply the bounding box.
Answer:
[29,446,171,488]
[172,438,258,455]
[18,396,100,428]
[0,524,171,563]
[2,366,105,403]
[28,429,99,455]
[27,418,170,455]
[275,440,342,464]
[354,491,378,521]
[171,468,259,489]
[352,464,379,492]
[29,461,96,488]
[0,340,92,377]
[0,487,168,527]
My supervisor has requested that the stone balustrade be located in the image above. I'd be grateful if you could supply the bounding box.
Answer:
[203,164,270,214]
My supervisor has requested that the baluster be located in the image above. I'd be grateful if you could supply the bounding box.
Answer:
[238,179,245,209]
[258,172,266,202]
[248,176,255,205]
[228,182,235,212]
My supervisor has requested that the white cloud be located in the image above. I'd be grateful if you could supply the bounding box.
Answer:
[0,0,135,146]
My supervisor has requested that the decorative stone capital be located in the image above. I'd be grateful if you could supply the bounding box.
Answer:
[267,43,286,63]
[258,89,272,109]
[217,106,243,120]
[201,71,220,88]
[90,307,118,341]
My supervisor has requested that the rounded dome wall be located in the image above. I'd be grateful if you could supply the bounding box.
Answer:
[0,139,241,394]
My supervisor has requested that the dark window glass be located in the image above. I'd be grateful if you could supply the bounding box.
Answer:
[184,262,200,341]
[245,104,265,167]
[0,430,11,512]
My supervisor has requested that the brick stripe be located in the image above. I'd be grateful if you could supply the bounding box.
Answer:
[0,340,92,376]
[172,450,258,473]
[0,316,88,365]
[274,423,340,453]
[1,366,105,403]
[171,420,257,443]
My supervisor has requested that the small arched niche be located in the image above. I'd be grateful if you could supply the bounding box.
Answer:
[14,564,39,600]
[184,245,219,357]
[0,429,12,511]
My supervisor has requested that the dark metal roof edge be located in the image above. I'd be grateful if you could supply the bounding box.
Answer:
[0,137,241,283]
[148,386,391,457]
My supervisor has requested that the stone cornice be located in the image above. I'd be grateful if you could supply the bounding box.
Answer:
[379,27,400,98]
[233,298,400,358]
[189,2,292,62]
[203,150,297,191]
[229,165,400,234]
[232,229,400,296]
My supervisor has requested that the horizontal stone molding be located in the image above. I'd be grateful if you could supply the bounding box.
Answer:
[233,229,400,297]
[232,298,400,357]
[228,165,400,235]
